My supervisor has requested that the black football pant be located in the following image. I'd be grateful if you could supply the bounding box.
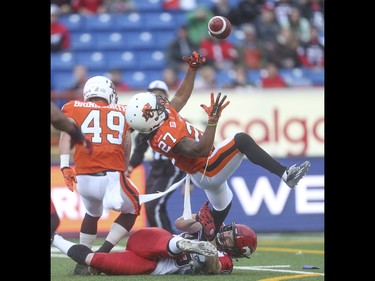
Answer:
[144,166,185,233]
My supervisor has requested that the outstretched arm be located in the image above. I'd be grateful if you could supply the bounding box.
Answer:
[173,92,230,157]
[51,101,78,134]
[170,51,206,112]
[52,101,93,155]
[175,214,202,234]
[204,255,222,274]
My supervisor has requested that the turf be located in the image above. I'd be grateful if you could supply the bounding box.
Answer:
[51,232,324,281]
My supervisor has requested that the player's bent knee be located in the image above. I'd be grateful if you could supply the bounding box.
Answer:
[234,132,256,151]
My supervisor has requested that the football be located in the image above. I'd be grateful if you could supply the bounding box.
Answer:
[208,16,232,40]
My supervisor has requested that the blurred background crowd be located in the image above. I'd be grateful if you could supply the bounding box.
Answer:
[51,0,324,108]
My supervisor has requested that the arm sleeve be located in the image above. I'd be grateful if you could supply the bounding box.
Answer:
[128,133,149,168]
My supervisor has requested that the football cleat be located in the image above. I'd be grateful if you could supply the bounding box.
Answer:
[177,239,217,256]
[285,161,311,188]
[73,263,91,275]
[88,267,101,275]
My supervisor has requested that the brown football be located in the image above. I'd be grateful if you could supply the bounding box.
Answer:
[208,16,232,40]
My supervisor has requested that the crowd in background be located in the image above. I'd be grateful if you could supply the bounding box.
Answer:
[51,0,324,107]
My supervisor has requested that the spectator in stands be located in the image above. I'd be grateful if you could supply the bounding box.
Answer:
[166,25,198,73]
[163,0,197,11]
[286,7,311,43]
[103,0,136,13]
[210,0,238,26]
[260,62,288,88]
[295,0,324,33]
[269,27,301,69]
[253,3,280,62]
[198,35,238,71]
[273,0,293,28]
[227,64,252,88]
[67,64,89,96]
[236,23,266,70]
[51,4,71,52]
[309,0,324,33]
[195,65,218,89]
[51,0,73,14]
[186,5,214,46]
[71,0,105,14]
[297,25,324,69]
[106,68,131,92]
[53,64,87,108]
[162,67,180,92]
[234,0,263,26]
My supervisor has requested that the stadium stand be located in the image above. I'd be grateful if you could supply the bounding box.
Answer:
[135,0,164,12]
[115,12,144,31]
[85,14,118,32]
[58,13,86,32]
[51,52,77,71]
[95,31,128,50]
[70,32,96,51]
[51,1,324,91]
[106,51,138,70]
[75,51,108,71]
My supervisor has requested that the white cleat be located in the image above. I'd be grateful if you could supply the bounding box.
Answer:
[177,239,217,256]
[285,161,311,188]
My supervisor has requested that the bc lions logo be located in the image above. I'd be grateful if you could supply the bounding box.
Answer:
[142,103,154,121]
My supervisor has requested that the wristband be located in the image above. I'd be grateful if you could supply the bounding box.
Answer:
[60,154,70,168]
[207,122,217,127]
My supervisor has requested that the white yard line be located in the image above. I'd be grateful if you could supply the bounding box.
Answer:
[234,265,324,276]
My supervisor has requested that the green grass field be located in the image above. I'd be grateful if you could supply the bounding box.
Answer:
[51,232,324,281]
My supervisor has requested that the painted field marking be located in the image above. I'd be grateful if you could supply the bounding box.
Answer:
[234,265,324,279]
[257,247,324,254]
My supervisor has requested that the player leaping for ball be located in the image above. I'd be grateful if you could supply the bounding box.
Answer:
[125,87,310,242]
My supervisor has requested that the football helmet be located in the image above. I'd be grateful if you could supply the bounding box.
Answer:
[125,92,168,134]
[215,223,257,259]
[83,76,118,104]
[147,80,169,97]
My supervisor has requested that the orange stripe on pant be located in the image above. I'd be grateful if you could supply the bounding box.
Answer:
[201,138,240,178]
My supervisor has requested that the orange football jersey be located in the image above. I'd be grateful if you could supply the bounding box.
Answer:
[148,104,209,174]
[62,100,129,174]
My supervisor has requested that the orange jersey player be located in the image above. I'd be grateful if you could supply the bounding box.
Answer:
[62,101,129,175]
[58,50,207,275]
[59,75,140,275]
[50,101,93,241]
[125,90,311,242]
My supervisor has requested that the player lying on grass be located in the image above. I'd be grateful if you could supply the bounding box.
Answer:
[52,202,257,275]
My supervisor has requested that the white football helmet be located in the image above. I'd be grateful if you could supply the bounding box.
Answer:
[125,92,168,134]
[83,76,118,104]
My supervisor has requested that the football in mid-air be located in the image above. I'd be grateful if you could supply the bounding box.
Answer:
[208,16,232,40]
